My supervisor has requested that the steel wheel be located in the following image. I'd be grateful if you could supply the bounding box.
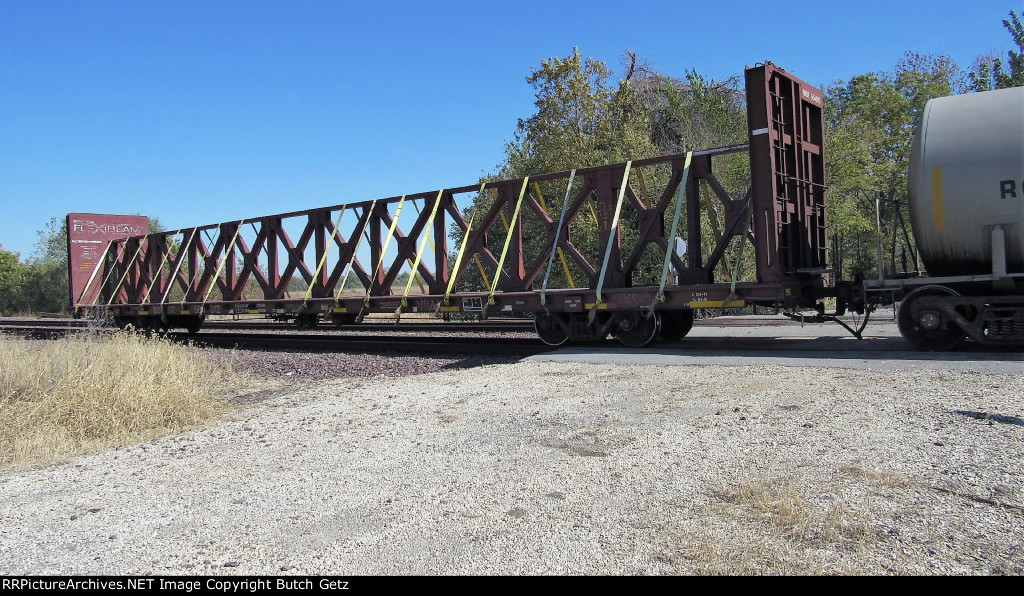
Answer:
[185,316,204,335]
[333,313,357,327]
[535,313,569,346]
[614,311,661,348]
[296,314,319,330]
[658,310,694,341]
[897,285,966,351]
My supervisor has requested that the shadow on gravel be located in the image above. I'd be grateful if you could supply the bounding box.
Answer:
[954,410,1024,427]
[650,335,1024,361]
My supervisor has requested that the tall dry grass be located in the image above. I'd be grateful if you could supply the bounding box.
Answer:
[0,331,236,470]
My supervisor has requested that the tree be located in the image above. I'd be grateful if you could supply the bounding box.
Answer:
[500,47,659,179]
[0,246,25,315]
[970,9,1024,91]
[824,53,961,278]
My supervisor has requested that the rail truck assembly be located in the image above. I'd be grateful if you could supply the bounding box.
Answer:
[66,63,1024,351]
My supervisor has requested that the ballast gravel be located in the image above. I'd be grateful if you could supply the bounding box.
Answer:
[0,359,1022,575]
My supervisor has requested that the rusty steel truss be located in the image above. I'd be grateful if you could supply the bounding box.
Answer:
[71,63,829,335]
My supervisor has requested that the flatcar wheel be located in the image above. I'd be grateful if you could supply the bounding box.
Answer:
[897,285,966,351]
[296,314,319,330]
[614,311,660,348]
[333,313,357,327]
[185,316,205,335]
[658,310,694,341]
[535,314,569,346]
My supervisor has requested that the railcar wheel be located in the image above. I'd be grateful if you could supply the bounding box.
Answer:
[185,316,204,335]
[535,313,569,346]
[897,285,967,351]
[614,311,660,348]
[296,314,319,329]
[332,313,357,327]
[658,310,694,341]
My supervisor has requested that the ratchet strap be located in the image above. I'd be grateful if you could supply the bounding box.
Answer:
[304,206,347,306]
[595,161,632,305]
[336,200,377,305]
[160,228,197,305]
[179,227,221,306]
[722,201,753,310]
[401,190,444,307]
[75,241,115,310]
[139,234,177,306]
[540,170,577,305]
[487,177,529,305]
[107,238,148,306]
[364,196,406,308]
[201,220,245,304]
[445,183,484,304]
[656,152,693,301]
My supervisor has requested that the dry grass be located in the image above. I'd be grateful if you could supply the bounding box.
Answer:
[713,476,878,544]
[662,473,893,575]
[0,331,238,470]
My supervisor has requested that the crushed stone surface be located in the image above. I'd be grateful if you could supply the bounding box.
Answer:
[1,360,1021,575]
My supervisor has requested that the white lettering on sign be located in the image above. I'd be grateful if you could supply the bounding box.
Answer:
[71,220,147,236]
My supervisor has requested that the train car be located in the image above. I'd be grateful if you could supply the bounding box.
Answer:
[862,85,1024,350]
[69,62,836,348]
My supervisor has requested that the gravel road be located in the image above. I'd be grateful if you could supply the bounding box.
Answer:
[1,351,1022,575]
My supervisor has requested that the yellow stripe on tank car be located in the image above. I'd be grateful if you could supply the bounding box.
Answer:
[932,165,946,233]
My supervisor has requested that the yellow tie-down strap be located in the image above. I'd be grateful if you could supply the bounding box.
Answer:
[401,190,444,307]
[365,196,406,308]
[305,206,347,305]
[445,184,483,304]
[487,177,530,305]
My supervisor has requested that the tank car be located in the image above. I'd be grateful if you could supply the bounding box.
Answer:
[867,86,1024,349]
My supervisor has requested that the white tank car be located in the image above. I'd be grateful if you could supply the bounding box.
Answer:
[908,86,1024,277]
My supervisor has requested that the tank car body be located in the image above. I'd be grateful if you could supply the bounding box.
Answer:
[874,86,1024,349]
[908,86,1024,277]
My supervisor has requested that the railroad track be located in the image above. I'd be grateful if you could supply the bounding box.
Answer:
[172,332,551,356]
[0,318,548,356]
[0,317,535,333]
[0,314,806,333]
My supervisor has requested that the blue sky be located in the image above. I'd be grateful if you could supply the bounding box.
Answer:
[0,0,1019,259]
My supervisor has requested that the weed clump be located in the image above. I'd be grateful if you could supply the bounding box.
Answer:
[0,331,235,469]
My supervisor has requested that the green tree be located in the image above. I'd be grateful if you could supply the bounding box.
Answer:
[970,9,1024,91]
[500,47,658,178]
[0,246,25,315]
[825,53,961,278]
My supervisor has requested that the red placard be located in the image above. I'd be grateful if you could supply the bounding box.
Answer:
[66,213,149,311]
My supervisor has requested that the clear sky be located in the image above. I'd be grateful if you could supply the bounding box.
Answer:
[0,0,1018,259]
